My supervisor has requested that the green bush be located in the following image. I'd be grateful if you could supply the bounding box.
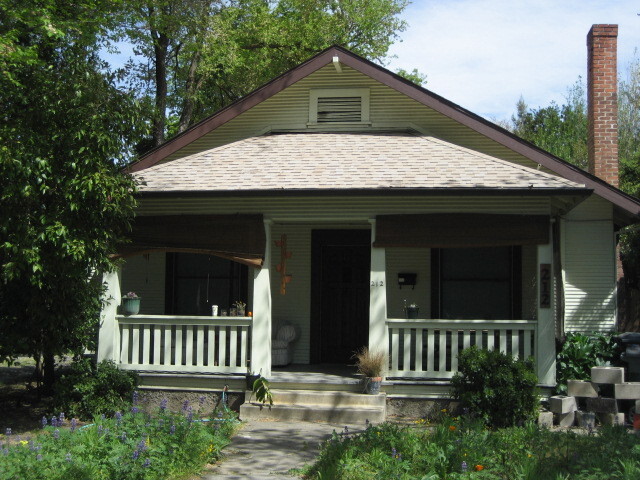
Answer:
[555,332,620,394]
[0,400,239,480]
[450,347,538,428]
[54,359,138,419]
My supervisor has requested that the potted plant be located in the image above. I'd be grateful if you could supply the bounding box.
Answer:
[122,291,141,316]
[404,300,419,319]
[234,300,247,317]
[353,347,387,394]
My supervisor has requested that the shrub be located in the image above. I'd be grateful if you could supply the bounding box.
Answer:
[555,332,620,394]
[450,347,538,428]
[54,359,138,419]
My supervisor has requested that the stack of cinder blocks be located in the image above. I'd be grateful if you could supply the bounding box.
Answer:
[544,367,635,428]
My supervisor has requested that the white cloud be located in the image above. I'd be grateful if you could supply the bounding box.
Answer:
[387,0,640,121]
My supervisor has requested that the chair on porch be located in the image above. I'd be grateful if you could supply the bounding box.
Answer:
[272,323,297,366]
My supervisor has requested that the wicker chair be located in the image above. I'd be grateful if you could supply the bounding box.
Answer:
[272,323,297,366]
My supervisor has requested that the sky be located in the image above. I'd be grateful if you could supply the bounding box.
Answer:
[386,0,640,122]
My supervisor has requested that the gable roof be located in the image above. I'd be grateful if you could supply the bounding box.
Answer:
[136,132,588,195]
[128,45,640,225]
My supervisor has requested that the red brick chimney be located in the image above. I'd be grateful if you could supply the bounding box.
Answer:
[587,24,619,187]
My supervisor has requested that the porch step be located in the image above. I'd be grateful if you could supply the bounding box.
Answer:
[240,389,386,423]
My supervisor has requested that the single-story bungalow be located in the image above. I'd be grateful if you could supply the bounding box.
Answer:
[97,25,640,406]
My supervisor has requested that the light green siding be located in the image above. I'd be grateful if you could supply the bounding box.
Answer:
[120,253,166,315]
[562,197,616,332]
[161,64,540,171]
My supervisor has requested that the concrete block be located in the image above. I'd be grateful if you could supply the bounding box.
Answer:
[537,411,553,428]
[599,412,625,426]
[567,380,599,398]
[615,382,640,400]
[585,397,618,413]
[591,366,624,384]
[549,395,577,414]
[557,411,575,427]
[576,411,596,429]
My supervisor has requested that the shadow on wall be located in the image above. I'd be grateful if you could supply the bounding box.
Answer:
[566,285,617,332]
[617,279,640,332]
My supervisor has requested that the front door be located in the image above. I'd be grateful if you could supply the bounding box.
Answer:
[311,230,371,364]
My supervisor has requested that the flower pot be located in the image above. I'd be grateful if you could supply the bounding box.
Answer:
[365,376,382,394]
[122,297,141,316]
[237,306,246,316]
[406,306,419,319]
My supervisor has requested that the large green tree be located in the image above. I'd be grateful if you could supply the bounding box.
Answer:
[0,0,147,389]
[118,0,410,147]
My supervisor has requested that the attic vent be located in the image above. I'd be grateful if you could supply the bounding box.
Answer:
[317,96,362,123]
[309,88,370,125]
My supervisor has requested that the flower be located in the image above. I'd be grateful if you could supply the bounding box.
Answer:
[131,406,140,414]
[234,300,246,309]
[143,458,151,468]
[449,425,456,431]
[70,418,77,432]
[475,464,484,471]
[125,291,138,298]
[65,453,72,462]
[36,454,43,461]
[461,461,468,472]
[53,429,60,440]
[5,428,11,436]
[160,398,168,411]
[41,416,48,428]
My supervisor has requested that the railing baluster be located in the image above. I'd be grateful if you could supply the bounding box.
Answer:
[185,325,194,366]
[427,329,435,372]
[415,328,423,372]
[229,326,238,368]
[239,326,248,369]
[523,330,532,358]
[391,328,400,373]
[451,329,459,372]
[403,328,412,371]
[208,326,216,366]
[196,326,205,367]
[499,330,507,354]
[175,325,183,366]
[486,329,495,351]
[219,326,227,367]
[120,324,130,365]
[153,325,161,365]
[511,330,520,358]
[438,329,447,373]
[131,326,140,365]
[163,325,172,365]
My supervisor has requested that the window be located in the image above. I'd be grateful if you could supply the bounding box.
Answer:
[165,253,248,315]
[431,247,521,320]
[308,88,370,125]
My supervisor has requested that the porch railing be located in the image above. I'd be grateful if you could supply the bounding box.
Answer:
[386,319,537,378]
[115,315,252,374]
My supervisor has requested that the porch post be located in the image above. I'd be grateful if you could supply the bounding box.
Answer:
[536,224,556,386]
[97,269,122,363]
[368,219,388,355]
[252,219,273,377]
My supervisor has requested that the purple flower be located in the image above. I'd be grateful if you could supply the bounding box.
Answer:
[59,412,65,423]
[199,395,206,407]
[170,423,176,435]
[160,398,168,411]
[65,453,72,462]
[131,406,139,414]
[51,416,58,428]
[41,416,48,428]
[71,418,77,432]
[98,425,104,435]
[187,406,194,423]
[5,428,11,436]
[182,400,190,412]
[36,454,43,461]
[143,458,151,468]
[133,390,139,404]
[137,439,146,452]
[114,411,122,422]
[120,432,127,442]
[53,429,60,440]
[100,414,105,420]
[1,448,9,456]
[462,461,468,472]
[132,449,140,460]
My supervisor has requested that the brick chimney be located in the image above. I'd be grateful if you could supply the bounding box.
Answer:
[587,24,618,187]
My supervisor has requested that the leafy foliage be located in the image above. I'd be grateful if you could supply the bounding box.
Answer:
[0,0,147,388]
[0,399,239,479]
[250,376,273,407]
[555,332,620,394]
[450,347,538,428]
[305,420,640,480]
[54,360,139,420]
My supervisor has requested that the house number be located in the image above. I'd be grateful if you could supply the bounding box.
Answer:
[371,280,384,287]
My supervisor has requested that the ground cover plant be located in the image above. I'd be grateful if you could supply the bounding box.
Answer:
[0,395,239,480]
[304,415,640,479]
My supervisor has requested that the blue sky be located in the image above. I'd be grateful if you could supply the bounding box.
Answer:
[387,0,640,122]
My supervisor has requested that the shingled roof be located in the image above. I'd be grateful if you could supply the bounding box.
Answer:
[136,133,587,194]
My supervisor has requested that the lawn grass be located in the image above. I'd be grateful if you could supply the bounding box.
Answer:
[304,415,640,479]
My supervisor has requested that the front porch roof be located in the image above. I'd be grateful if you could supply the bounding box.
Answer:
[135,132,588,195]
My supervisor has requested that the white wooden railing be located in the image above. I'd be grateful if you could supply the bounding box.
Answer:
[386,319,537,378]
[116,315,252,374]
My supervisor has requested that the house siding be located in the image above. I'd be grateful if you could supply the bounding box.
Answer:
[160,64,541,171]
[562,196,616,332]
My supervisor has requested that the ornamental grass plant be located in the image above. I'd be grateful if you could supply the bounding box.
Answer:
[352,347,387,378]
[0,396,239,480]
[304,413,640,480]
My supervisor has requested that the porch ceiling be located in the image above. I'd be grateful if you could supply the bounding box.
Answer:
[134,132,588,194]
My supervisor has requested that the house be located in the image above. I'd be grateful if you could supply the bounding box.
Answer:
[97,25,640,411]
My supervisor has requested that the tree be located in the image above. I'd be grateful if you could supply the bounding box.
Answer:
[0,0,147,390]
[118,0,410,147]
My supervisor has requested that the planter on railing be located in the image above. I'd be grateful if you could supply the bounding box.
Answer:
[386,319,537,378]
[115,315,252,375]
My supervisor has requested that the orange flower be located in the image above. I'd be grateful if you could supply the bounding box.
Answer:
[475,465,484,471]
[449,425,456,431]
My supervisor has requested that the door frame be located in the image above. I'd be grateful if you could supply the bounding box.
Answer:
[310,229,371,364]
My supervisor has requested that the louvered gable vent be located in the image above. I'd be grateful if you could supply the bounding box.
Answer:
[309,88,370,125]
[317,96,362,123]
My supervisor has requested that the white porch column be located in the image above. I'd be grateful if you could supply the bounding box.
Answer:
[97,269,122,363]
[251,219,273,377]
[536,224,556,386]
[368,219,388,354]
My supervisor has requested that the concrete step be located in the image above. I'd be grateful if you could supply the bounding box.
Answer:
[259,389,386,408]
[239,389,387,423]
[240,402,385,423]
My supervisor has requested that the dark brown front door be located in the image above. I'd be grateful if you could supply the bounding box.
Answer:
[311,230,371,364]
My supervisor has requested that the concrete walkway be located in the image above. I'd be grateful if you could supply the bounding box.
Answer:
[199,419,366,479]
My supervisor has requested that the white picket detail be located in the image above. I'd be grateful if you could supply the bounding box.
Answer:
[116,315,252,374]
[387,319,537,378]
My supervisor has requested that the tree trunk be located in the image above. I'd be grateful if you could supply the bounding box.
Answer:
[178,50,202,133]
[42,350,55,395]
[152,32,170,147]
